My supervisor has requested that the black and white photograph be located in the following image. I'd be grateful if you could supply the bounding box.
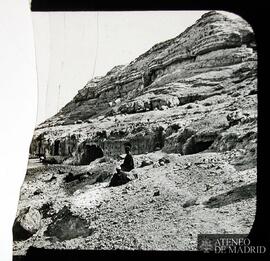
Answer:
[1,1,266,260]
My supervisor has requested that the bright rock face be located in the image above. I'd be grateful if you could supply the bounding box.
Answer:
[30,11,256,165]
[13,207,41,241]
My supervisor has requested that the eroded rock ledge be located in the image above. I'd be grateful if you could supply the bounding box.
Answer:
[31,11,257,167]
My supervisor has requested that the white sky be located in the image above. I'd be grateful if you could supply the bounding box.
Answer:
[32,11,239,124]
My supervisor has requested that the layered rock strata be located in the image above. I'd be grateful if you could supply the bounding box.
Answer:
[31,11,257,167]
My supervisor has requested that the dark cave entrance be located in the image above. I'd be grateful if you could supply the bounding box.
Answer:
[154,126,165,150]
[54,140,60,156]
[124,142,132,149]
[80,144,104,165]
[184,139,215,155]
[38,140,42,157]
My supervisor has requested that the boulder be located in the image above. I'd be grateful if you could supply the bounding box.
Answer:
[158,157,170,165]
[226,111,245,127]
[109,170,137,187]
[140,160,154,167]
[182,197,199,208]
[13,207,41,241]
[44,206,94,241]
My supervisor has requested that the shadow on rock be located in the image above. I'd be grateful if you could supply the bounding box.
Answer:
[13,207,41,241]
[44,206,95,241]
[203,182,256,208]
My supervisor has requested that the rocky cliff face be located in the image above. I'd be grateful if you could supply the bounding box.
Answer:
[14,11,257,255]
[31,11,257,168]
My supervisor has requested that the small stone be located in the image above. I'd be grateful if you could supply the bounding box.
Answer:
[182,197,198,208]
[184,162,191,169]
[33,189,43,196]
[159,157,170,164]
[153,162,160,168]
[204,184,213,191]
[153,191,160,197]
[140,160,153,167]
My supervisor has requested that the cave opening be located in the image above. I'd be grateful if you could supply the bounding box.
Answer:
[80,144,104,165]
[184,139,214,155]
[38,140,42,157]
[143,69,157,88]
[54,140,60,156]
[154,126,165,150]
[124,142,132,148]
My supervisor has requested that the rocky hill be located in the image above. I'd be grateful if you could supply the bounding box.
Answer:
[31,11,256,166]
[13,11,257,255]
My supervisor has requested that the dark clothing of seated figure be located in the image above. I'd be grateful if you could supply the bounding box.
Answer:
[109,146,134,187]
[121,154,134,172]
[109,169,131,187]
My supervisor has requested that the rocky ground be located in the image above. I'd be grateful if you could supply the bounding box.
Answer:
[13,149,256,255]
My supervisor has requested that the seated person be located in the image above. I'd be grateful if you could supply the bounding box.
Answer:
[109,146,135,187]
[120,146,134,172]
